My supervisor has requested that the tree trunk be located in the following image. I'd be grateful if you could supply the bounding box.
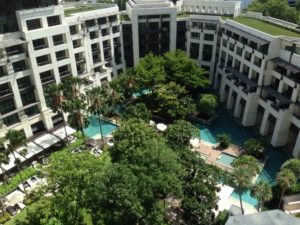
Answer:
[0,166,8,185]
[278,188,286,209]
[17,166,27,198]
[97,112,105,148]
[257,199,261,212]
[62,110,69,146]
[239,192,244,215]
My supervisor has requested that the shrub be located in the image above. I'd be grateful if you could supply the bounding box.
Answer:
[217,133,231,149]
[243,138,265,159]
[0,213,11,224]
[0,167,37,195]
[215,210,229,225]
[197,94,218,118]
[123,103,152,122]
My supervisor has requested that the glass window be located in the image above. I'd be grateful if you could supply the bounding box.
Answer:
[47,16,60,26]
[26,19,42,30]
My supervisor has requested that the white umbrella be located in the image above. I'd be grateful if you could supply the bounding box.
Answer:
[189,137,200,148]
[149,120,155,126]
[157,123,167,132]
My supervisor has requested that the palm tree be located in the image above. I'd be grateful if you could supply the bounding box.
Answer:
[276,169,297,209]
[65,94,88,146]
[231,167,252,214]
[5,130,27,197]
[46,84,69,145]
[250,181,272,212]
[87,87,105,145]
[63,77,82,99]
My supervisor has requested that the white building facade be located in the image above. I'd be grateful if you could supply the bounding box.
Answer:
[1,0,300,158]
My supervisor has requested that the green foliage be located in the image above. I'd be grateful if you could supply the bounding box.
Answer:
[232,155,260,177]
[0,167,37,195]
[6,130,26,150]
[216,133,231,149]
[123,103,152,122]
[197,94,218,117]
[163,50,210,90]
[164,120,199,150]
[0,213,11,224]
[281,159,300,178]
[243,138,265,159]
[154,82,197,120]
[135,53,166,92]
[247,0,300,24]
[251,181,272,212]
[215,210,229,225]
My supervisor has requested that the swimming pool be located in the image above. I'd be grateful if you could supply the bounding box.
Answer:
[195,108,290,207]
[83,116,118,139]
[217,153,236,167]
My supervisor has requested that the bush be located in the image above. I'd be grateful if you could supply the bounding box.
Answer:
[197,94,218,118]
[215,210,229,225]
[217,133,231,149]
[0,167,37,195]
[243,138,265,159]
[123,103,152,122]
[0,213,11,224]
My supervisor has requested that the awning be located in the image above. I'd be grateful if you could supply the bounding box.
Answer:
[217,184,234,211]
[0,39,26,49]
[52,126,76,139]
[33,133,60,149]
[16,142,44,160]
[271,57,300,74]
[3,190,25,207]
[0,152,26,172]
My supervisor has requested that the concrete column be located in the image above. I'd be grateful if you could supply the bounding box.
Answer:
[234,95,242,118]
[271,111,292,147]
[260,110,270,136]
[170,12,177,51]
[21,119,33,138]
[41,110,54,130]
[10,81,23,109]
[219,74,227,102]
[131,14,140,66]
[293,131,300,158]
[226,88,234,110]
[242,96,259,126]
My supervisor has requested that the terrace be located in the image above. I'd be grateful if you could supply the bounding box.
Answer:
[63,3,114,17]
[231,17,300,38]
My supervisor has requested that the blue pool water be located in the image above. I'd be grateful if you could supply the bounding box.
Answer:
[83,116,118,139]
[217,153,236,167]
[196,108,290,207]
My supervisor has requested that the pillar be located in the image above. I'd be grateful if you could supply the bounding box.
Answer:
[271,111,292,147]
[293,132,300,158]
[242,96,259,126]
[226,88,234,110]
[260,110,270,136]
[234,95,242,118]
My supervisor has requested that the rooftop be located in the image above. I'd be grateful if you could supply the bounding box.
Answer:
[63,3,114,17]
[231,17,300,38]
[225,210,300,225]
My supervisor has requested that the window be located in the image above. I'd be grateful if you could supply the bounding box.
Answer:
[190,43,199,60]
[47,16,60,26]
[202,44,213,61]
[0,83,11,97]
[12,60,27,72]
[191,32,200,40]
[56,50,68,61]
[52,34,64,46]
[21,92,36,106]
[0,98,15,114]
[90,31,98,39]
[85,19,96,27]
[6,45,24,56]
[69,25,78,35]
[36,55,51,66]
[204,33,214,41]
[26,19,42,30]
[98,17,107,25]
[101,28,109,36]
[73,39,81,48]
[59,65,71,78]
[112,26,119,33]
[17,76,32,90]
[32,38,48,50]
[40,70,55,84]
[109,15,117,23]
[0,66,7,77]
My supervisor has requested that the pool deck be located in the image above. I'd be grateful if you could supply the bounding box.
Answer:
[194,141,241,172]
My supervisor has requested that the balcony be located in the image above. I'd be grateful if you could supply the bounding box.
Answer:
[41,76,55,85]
[76,57,85,63]
[59,70,71,78]
[225,67,258,92]
[262,86,291,110]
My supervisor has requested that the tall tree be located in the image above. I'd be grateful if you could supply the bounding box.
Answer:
[135,53,166,93]
[281,159,300,178]
[232,155,260,177]
[164,120,199,150]
[230,167,252,214]
[5,130,27,197]
[46,84,69,145]
[276,169,297,209]
[123,103,152,122]
[163,50,210,91]
[0,152,9,184]
[87,87,105,145]
[154,82,197,120]
[250,181,272,212]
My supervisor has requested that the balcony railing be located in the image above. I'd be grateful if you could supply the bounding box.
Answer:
[34,45,47,51]
[60,70,71,78]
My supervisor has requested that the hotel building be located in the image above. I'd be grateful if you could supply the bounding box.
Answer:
[1,0,300,158]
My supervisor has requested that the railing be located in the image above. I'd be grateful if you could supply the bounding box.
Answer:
[53,40,64,45]
[59,71,71,78]
[34,45,47,51]
[38,61,50,66]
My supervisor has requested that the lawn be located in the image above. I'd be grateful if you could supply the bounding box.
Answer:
[64,4,107,17]
[233,17,300,38]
